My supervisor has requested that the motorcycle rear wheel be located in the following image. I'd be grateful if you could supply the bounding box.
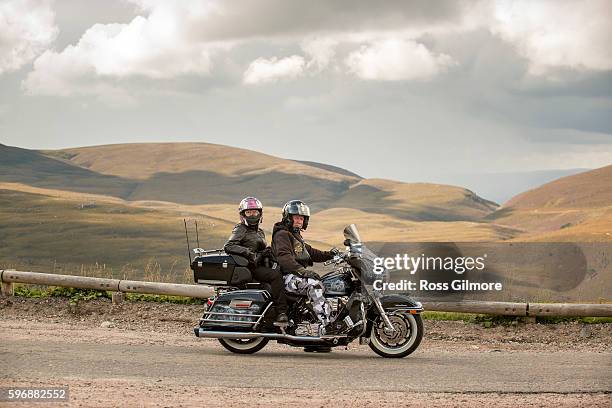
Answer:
[369,313,423,358]
[219,337,269,354]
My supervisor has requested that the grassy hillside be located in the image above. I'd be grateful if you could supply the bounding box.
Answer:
[330,178,498,221]
[488,165,612,241]
[0,183,334,276]
[4,141,609,280]
[0,144,136,198]
[56,143,358,182]
[0,184,232,280]
[0,143,500,221]
[308,208,519,246]
[503,165,612,209]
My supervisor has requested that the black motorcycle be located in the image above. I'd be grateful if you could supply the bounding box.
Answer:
[191,224,424,358]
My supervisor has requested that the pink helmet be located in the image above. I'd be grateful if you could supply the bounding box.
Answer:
[238,196,263,226]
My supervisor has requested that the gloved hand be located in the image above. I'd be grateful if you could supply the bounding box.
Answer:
[254,252,263,266]
[329,247,340,256]
[246,250,257,265]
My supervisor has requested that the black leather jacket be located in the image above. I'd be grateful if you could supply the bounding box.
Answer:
[223,223,267,263]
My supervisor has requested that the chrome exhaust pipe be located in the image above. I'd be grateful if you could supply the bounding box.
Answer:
[195,328,330,342]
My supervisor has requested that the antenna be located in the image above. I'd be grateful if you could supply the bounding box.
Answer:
[184,219,192,263]
[195,220,200,248]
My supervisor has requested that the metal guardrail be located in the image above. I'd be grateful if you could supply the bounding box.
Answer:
[1,270,611,317]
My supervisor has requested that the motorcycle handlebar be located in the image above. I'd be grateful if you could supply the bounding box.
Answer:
[323,252,348,266]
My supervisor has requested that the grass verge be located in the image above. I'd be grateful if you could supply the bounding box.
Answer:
[12,284,204,305]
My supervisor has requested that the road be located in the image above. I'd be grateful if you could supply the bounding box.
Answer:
[1,298,611,407]
[3,337,611,393]
[2,335,611,407]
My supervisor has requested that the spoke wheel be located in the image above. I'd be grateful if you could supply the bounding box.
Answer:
[369,313,423,358]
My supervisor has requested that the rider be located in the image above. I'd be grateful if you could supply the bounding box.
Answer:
[224,197,288,325]
[271,200,336,335]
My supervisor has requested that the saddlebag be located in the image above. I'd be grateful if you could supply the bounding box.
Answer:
[200,289,271,331]
[191,252,252,286]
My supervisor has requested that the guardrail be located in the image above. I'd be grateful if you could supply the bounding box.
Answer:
[0,270,214,299]
[1,270,611,317]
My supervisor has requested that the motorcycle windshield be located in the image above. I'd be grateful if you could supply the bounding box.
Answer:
[348,244,388,290]
[343,224,362,244]
[344,224,390,294]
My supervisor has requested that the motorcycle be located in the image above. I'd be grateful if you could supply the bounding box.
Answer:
[191,224,424,358]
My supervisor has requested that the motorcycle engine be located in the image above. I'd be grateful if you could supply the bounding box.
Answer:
[294,323,321,337]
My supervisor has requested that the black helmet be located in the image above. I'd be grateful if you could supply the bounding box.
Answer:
[282,200,311,231]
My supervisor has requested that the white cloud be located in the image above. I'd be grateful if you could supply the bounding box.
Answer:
[23,0,225,98]
[0,0,58,74]
[301,37,338,72]
[345,38,455,81]
[243,55,305,84]
[22,43,137,106]
[490,0,612,75]
[20,0,612,99]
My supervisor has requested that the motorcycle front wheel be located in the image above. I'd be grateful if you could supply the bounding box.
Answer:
[369,313,423,358]
[218,337,269,354]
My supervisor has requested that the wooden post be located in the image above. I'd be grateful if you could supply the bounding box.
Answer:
[112,291,124,305]
[1,281,14,297]
[1,270,14,297]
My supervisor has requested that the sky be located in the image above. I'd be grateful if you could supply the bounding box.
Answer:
[0,0,611,199]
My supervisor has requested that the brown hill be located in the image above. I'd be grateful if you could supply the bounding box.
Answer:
[489,165,612,240]
[0,183,232,279]
[0,144,136,197]
[331,178,498,221]
[504,164,612,209]
[55,143,357,183]
[37,143,496,221]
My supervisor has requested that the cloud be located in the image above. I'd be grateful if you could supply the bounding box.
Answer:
[22,1,229,99]
[22,44,137,106]
[0,0,58,74]
[490,0,612,75]
[186,0,466,42]
[20,0,612,100]
[243,55,306,84]
[301,37,338,72]
[345,38,455,81]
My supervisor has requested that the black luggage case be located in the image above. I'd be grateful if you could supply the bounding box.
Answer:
[191,252,252,286]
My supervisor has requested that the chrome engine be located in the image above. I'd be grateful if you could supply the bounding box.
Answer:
[294,323,322,337]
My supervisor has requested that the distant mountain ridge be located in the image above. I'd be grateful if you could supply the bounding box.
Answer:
[1,142,497,222]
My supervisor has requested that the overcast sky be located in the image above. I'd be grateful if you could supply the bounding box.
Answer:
[1,0,611,191]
